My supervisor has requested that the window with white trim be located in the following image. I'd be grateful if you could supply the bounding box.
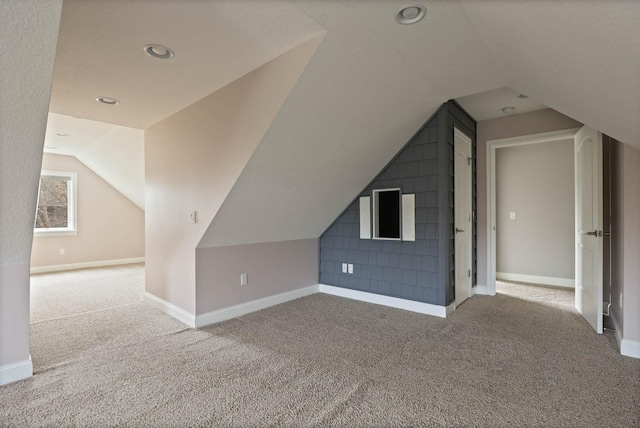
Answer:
[34,170,77,235]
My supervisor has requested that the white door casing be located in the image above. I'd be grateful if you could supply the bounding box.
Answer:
[574,126,603,334]
[454,128,472,306]
[485,128,580,296]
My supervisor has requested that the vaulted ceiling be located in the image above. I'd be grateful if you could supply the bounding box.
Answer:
[47,0,640,246]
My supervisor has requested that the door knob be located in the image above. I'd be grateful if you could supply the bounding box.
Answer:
[455,228,464,233]
[585,230,598,236]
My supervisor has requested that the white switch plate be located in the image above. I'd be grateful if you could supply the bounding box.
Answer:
[59,248,65,255]
[619,292,623,308]
[240,273,248,286]
[342,263,348,273]
[510,211,516,220]
[348,264,354,274]
[189,211,197,224]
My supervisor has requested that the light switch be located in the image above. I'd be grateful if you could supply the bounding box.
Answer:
[342,263,348,273]
[348,264,354,274]
[510,212,516,220]
[189,211,197,224]
[240,273,248,286]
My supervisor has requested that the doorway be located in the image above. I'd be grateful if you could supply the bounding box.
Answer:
[485,127,604,333]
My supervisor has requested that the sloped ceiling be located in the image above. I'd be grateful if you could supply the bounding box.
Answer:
[50,0,325,129]
[201,0,640,248]
[44,113,144,209]
[48,1,640,248]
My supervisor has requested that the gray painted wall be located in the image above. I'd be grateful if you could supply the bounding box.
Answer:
[319,101,476,306]
[495,140,575,279]
[195,239,318,314]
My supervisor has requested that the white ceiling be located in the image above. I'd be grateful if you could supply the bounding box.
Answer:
[456,87,547,121]
[50,0,324,129]
[47,0,640,247]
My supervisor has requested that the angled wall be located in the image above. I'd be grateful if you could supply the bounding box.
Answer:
[319,101,476,307]
[0,0,62,385]
[31,154,144,269]
[145,36,322,315]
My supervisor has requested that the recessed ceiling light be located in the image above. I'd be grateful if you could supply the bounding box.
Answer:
[517,93,528,99]
[395,5,426,25]
[97,96,120,105]
[502,106,516,114]
[144,44,174,60]
[56,132,70,137]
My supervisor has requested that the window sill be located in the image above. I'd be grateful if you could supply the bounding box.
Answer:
[34,229,78,237]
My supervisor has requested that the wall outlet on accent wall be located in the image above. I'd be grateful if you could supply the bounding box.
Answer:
[348,264,354,274]
[342,263,348,273]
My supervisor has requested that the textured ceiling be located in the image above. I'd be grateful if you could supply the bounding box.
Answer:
[46,0,640,248]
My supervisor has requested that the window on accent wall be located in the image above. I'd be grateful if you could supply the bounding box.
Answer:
[360,189,415,241]
[373,188,401,239]
[34,170,77,236]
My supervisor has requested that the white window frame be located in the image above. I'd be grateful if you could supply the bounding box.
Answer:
[34,170,78,237]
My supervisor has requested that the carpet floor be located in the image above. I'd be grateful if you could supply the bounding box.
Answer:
[1,265,638,427]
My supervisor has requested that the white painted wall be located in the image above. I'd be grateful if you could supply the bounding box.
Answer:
[496,140,575,281]
[0,0,62,385]
[145,37,322,314]
[31,154,144,268]
[75,125,145,210]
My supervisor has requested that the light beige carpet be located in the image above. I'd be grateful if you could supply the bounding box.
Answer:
[1,266,638,427]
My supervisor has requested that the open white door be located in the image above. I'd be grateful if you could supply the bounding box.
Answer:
[454,128,472,306]
[575,126,603,333]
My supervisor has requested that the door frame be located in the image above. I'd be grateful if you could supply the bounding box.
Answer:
[454,127,473,306]
[483,128,580,296]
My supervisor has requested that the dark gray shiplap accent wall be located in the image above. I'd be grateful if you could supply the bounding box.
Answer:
[319,101,476,306]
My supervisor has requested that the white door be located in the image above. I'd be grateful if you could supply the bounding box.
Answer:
[454,128,472,306]
[575,126,603,333]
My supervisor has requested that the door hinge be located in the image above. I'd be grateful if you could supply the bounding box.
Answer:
[467,157,471,166]
[468,269,471,277]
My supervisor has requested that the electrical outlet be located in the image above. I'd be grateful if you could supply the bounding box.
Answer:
[59,248,65,255]
[342,263,348,273]
[240,273,248,286]
[619,292,623,308]
[348,264,354,274]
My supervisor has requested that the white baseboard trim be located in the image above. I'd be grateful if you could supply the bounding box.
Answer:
[611,313,623,347]
[0,357,33,386]
[31,257,145,274]
[608,313,639,359]
[473,285,493,296]
[620,339,640,359]
[195,285,319,328]
[319,284,449,318]
[143,292,196,328]
[496,272,575,288]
